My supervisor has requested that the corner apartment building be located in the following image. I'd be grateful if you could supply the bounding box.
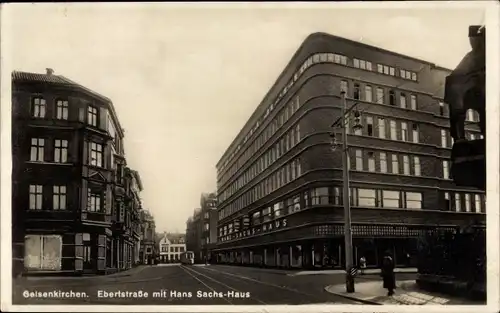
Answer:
[12,69,144,276]
[213,33,486,269]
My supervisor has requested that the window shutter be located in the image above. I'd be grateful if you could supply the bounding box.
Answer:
[41,236,62,270]
[78,107,85,123]
[24,235,42,269]
[99,107,108,132]
[68,97,76,120]
[75,233,83,271]
[97,235,106,270]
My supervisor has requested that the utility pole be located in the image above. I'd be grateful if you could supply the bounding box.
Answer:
[332,90,356,293]
[341,90,355,293]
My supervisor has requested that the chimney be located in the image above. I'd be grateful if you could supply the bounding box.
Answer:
[46,68,54,75]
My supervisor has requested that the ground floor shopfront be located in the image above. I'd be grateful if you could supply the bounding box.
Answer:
[22,224,140,276]
[216,236,418,269]
[214,205,485,270]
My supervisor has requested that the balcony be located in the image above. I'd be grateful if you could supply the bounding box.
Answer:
[82,211,111,224]
[114,185,126,197]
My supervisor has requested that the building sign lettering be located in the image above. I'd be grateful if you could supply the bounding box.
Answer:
[219,218,288,243]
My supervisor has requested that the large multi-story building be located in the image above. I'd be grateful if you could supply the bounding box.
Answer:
[213,33,486,269]
[11,69,144,276]
[185,192,218,263]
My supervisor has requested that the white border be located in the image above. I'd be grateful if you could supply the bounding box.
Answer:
[1,1,499,313]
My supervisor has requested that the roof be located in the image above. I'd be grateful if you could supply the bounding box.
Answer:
[216,32,453,168]
[310,32,453,71]
[12,71,112,102]
[12,70,125,137]
[163,233,185,245]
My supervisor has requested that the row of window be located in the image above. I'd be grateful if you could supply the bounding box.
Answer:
[30,138,69,163]
[350,148,454,180]
[31,97,100,126]
[217,186,485,238]
[29,185,67,211]
[29,184,135,227]
[219,123,301,203]
[218,96,302,188]
[348,115,421,142]
[377,63,418,81]
[31,97,70,120]
[29,138,104,167]
[30,95,125,156]
[341,80,418,110]
[444,192,484,213]
[341,79,481,124]
[346,113,480,147]
[160,246,185,253]
[218,51,420,176]
[218,158,303,221]
[351,149,422,177]
[29,185,103,212]
[218,187,424,238]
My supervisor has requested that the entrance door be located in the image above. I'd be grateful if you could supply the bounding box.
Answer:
[82,233,93,270]
[106,238,111,268]
[83,245,92,270]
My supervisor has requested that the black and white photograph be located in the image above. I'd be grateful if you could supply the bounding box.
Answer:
[1,2,499,312]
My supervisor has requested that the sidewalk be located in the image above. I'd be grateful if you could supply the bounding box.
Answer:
[16,265,150,286]
[213,265,416,276]
[324,280,484,305]
[289,267,417,276]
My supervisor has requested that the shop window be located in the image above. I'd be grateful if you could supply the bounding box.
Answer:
[24,235,62,271]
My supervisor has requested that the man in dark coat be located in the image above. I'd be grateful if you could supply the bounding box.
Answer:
[381,250,396,296]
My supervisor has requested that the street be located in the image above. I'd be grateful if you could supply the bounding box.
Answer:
[13,264,416,305]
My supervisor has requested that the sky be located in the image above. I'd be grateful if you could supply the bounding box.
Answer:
[4,3,487,233]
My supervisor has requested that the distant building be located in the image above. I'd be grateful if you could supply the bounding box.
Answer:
[11,69,144,276]
[158,233,186,263]
[185,193,218,263]
[118,168,143,268]
[186,209,202,263]
[139,210,156,265]
[200,193,218,262]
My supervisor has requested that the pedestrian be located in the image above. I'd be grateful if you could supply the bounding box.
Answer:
[359,256,367,275]
[381,250,396,296]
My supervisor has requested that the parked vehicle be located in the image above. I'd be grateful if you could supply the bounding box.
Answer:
[180,251,195,265]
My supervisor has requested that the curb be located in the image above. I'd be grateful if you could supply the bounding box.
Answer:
[290,269,417,277]
[323,286,381,305]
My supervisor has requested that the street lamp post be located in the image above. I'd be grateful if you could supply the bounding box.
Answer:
[331,90,357,293]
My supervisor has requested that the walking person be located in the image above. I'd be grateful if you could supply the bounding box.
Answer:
[381,250,396,296]
[359,256,367,275]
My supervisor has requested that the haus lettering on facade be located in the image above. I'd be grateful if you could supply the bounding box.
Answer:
[220,218,288,242]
